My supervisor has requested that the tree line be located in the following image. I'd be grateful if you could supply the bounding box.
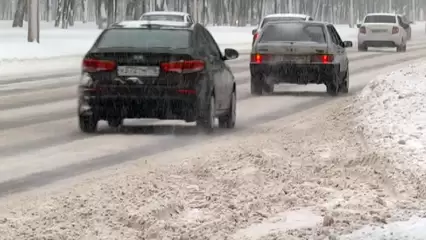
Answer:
[0,0,424,29]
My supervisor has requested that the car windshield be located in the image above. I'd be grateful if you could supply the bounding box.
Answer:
[259,22,326,43]
[364,15,396,23]
[95,28,191,49]
[141,14,185,22]
[261,16,306,28]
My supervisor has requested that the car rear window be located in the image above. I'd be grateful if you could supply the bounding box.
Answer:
[141,15,185,22]
[364,15,396,23]
[96,29,191,49]
[261,17,305,27]
[259,23,326,43]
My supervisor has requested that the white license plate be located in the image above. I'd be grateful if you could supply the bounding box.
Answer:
[372,29,387,33]
[117,66,160,77]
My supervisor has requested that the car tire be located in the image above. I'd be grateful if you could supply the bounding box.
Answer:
[396,41,407,52]
[263,80,274,94]
[358,44,368,52]
[339,70,349,94]
[196,94,215,133]
[107,118,123,128]
[326,68,340,96]
[251,75,263,95]
[218,90,236,129]
[79,114,98,133]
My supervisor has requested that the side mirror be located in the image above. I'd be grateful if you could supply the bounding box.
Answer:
[223,48,239,60]
[252,29,257,35]
[356,23,361,28]
[343,41,353,48]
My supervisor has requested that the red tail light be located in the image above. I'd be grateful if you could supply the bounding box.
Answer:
[359,26,366,34]
[82,58,116,72]
[311,54,334,63]
[392,26,399,34]
[253,32,259,41]
[160,60,204,73]
[250,53,272,63]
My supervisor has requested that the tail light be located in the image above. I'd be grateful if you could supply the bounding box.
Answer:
[253,32,259,42]
[311,54,334,63]
[160,60,204,73]
[359,26,366,34]
[250,53,272,63]
[82,58,116,72]
[392,26,399,34]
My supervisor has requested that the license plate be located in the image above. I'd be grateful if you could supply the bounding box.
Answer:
[276,56,306,63]
[117,66,160,77]
[372,29,387,33]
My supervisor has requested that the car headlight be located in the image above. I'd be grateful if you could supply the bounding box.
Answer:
[80,73,93,85]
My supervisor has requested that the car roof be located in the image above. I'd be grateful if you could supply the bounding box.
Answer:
[110,20,193,29]
[365,13,397,17]
[264,13,310,19]
[142,11,189,16]
[263,20,326,26]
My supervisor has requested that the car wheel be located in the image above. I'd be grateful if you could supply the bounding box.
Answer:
[196,94,215,133]
[263,80,274,94]
[326,69,340,96]
[339,70,349,94]
[218,90,236,129]
[251,75,263,95]
[358,44,367,52]
[107,118,123,128]
[79,114,98,133]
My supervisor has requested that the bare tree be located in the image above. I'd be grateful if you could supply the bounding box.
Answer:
[12,0,27,27]
[28,0,40,43]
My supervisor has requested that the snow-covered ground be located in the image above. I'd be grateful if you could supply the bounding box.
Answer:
[346,61,426,239]
[0,20,360,79]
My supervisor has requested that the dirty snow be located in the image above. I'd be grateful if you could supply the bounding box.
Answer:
[2,95,426,239]
[348,61,426,239]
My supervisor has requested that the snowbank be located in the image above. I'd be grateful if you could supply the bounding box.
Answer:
[349,61,426,239]
[352,62,426,195]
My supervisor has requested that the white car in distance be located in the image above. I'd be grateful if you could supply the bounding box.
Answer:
[140,11,194,24]
[252,13,314,45]
[357,13,409,52]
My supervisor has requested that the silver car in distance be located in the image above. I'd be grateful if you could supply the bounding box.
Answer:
[250,21,353,96]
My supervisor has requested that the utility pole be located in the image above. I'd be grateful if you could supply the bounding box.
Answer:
[288,0,292,13]
[27,0,40,43]
[389,0,392,12]
[412,0,416,21]
[349,0,354,27]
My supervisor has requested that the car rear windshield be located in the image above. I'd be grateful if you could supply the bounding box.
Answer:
[259,23,326,43]
[261,17,305,27]
[141,15,185,22]
[364,15,396,23]
[95,29,191,49]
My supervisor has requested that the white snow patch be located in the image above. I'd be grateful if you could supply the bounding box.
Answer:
[232,208,322,240]
[340,216,426,240]
[353,62,426,178]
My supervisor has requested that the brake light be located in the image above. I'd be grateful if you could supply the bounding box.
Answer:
[253,32,259,41]
[82,58,116,72]
[250,53,272,63]
[392,26,399,34]
[160,60,204,73]
[359,26,366,34]
[177,89,196,95]
[311,54,334,63]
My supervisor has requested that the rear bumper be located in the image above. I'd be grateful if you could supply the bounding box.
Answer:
[250,63,337,84]
[78,86,199,120]
[358,33,402,46]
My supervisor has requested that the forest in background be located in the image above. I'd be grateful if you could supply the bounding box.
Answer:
[0,0,424,29]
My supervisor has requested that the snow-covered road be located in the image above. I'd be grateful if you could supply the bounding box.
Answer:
[2,22,426,239]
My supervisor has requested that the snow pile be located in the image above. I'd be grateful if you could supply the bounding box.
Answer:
[2,100,426,239]
[341,216,426,240]
[352,62,426,197]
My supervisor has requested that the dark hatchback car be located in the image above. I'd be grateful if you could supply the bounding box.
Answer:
[78,20,239,133]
